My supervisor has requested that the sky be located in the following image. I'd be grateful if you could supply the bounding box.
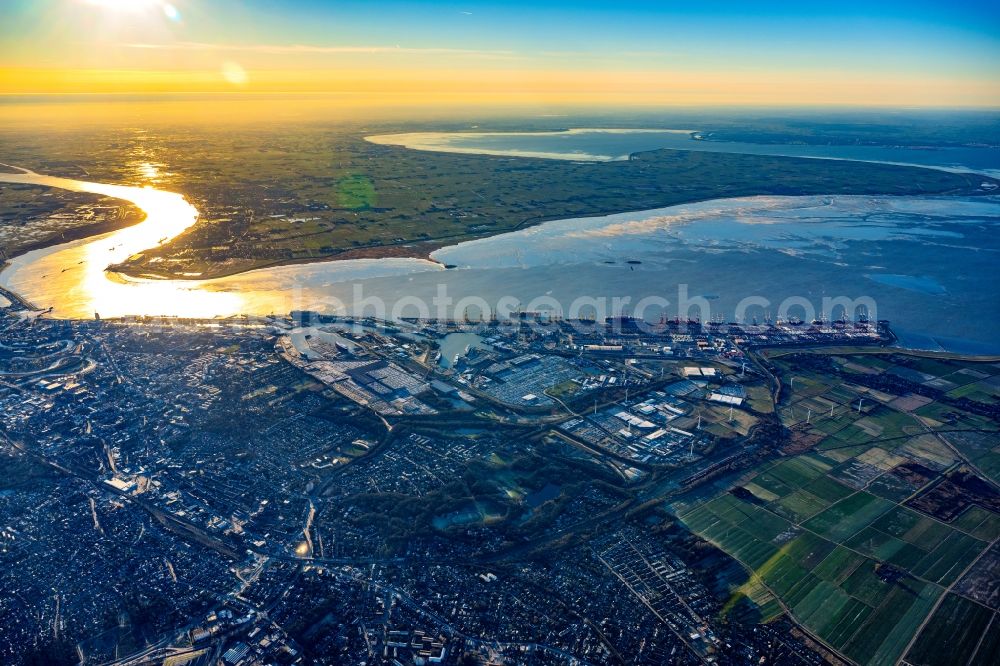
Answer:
[1,0,999,106]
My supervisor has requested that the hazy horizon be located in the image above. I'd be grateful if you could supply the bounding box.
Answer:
[2,0,999,106]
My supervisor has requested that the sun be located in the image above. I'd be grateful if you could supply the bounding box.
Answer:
[78,0,181,21]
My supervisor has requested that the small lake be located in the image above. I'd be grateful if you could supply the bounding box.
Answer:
[525,483,562,509]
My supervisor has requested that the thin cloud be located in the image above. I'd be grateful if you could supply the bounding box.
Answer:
[120,41,519,59]
[538,49,677,60]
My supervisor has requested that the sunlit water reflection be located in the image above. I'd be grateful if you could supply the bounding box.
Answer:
[1,167,998,351]
[0,166,440,318]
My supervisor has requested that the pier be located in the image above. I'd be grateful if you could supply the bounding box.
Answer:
[0,285,40,311]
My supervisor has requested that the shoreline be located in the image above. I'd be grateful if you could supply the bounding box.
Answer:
[366,129,1000,179]
[2,207,147,264]
[109,183,997,283]
[365,128,700,162]
[2,161,999,354]
[3,186,997,287]
[5,302,1000,362]
[4,148,997,284]
[108,238,453,282]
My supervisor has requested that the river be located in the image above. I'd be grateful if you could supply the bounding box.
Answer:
[0,165,440,319]
[366,128,1000,177]
[1,162,998,352]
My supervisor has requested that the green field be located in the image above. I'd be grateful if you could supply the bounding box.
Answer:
[905,594,999,666]
[910,532,986,585]
[678,479,957,666]
[952,505,1000,541]
[680,350,1000,665]
[803,492,895,542]
[678,444,993,665]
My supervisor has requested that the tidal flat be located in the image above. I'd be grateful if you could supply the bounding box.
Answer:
[1,121,992,281]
